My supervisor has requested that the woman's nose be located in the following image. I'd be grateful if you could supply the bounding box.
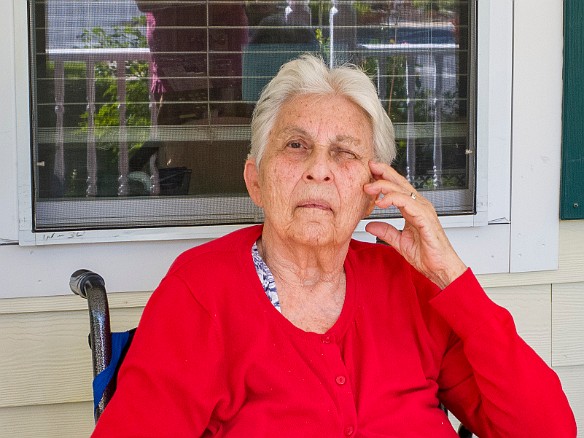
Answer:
[303,148,333,182]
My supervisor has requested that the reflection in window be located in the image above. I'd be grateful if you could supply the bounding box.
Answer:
[29,0,476,230]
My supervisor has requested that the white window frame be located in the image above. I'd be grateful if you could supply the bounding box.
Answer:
[4,0,561,280]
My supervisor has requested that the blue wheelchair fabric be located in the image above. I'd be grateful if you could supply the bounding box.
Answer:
[93,330,132,412]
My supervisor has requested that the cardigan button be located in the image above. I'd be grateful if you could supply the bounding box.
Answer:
[335,375,346,385]
[344,426,354,436]
[322,335,332,344]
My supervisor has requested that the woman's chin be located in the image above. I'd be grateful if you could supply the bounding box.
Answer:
[287,221,342,248]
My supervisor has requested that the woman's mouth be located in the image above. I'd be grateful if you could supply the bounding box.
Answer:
[297,200,333,212]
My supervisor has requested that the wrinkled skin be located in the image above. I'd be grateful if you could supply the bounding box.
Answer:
[245,92,466,294]
[245,94,377,266]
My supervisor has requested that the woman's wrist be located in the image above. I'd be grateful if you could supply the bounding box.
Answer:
[432,261,468,290]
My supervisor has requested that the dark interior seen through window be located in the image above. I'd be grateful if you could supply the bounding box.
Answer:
[30,0,476,230]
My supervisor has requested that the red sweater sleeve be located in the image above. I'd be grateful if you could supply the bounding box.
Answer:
[429,269,576,437]
[91,275,226,437]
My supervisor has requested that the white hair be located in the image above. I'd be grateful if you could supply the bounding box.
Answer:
[248,54,396,166]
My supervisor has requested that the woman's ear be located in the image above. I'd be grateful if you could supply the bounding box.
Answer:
[243,159,263,208]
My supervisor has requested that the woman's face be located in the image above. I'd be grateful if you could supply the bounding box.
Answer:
[244,93,377,248]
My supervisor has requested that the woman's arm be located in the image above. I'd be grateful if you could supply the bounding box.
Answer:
[430,270,576,437]
[364,161,576,436]
[91,275,225,437]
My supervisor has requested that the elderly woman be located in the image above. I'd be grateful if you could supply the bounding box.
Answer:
[93,55,575,437]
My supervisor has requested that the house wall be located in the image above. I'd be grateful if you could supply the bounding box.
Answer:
[1,221,583,435]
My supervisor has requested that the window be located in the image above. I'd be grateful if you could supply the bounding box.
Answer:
[29,0,477,231]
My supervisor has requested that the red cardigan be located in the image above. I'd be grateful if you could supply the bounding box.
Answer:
[93,225,576,437]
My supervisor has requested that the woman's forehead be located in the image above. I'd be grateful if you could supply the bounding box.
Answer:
[279,93,359,113]
[273,94,373,138]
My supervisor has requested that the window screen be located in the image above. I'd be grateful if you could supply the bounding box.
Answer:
[29,0,477,231]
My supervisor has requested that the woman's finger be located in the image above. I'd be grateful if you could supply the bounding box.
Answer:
[369,161,414,192]
[366,161,423,207]
[364,179,426,213]
[375,191,423,211]
[365,221,401,248]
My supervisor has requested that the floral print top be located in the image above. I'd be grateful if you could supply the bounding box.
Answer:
[252,242,281,312]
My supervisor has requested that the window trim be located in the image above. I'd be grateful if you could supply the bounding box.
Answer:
[10,0,561,276]
[28,2,479,232]
[21,0,486,237]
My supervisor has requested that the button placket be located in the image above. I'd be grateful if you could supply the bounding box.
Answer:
[318,334,357,436]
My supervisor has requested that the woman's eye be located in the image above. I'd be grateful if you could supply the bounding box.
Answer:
[334,148,358,160]
[287,141,304,149]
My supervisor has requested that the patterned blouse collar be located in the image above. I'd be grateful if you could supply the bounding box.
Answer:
[251,241,281,312]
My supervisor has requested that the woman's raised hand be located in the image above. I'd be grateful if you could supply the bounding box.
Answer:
[363,161,467,289]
